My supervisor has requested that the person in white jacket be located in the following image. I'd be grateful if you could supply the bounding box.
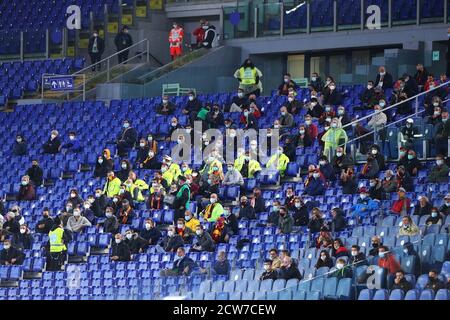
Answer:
[367,104,387,131]
[66,208,92,233]
[223,163,244,186]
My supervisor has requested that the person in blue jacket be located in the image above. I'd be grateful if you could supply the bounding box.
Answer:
[61,131,82,154]
[305,169,326,196]
[318,155,335,181]
[351,187,379,219]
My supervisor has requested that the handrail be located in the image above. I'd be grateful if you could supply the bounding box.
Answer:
[341,80,450,131]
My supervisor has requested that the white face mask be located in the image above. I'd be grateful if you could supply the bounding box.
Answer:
[162,99,168,104]
[140,143,145,148]
[126,234,133,240]
[288,97,294,102]
[51,134,57,139]
[294,202,301,208]
[73,211,81,217]
[168,231,174,237]
[329,86,336,90]
[84,204,90,209]
[305,120,312,125]
[313,173,320,179]
[188,96,194,101]
[4,245,10,250]
[98,159,103,164]
[106,212,112,218]
[336,263,344,270]
[145,223,152,230]
[351,251,358,257]
[115,239,121,244]
[20,228,26,234]
[70,193,76,198]
[121,164,127,169]
[196,230,202,236]
[263,265,270,271]
[238,92,244,98]
[210,197,217,204]
[177,224,184,229]
[336,152,343,157]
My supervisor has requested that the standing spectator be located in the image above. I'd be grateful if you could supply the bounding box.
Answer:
[278,73,298,96]
[116,119,137,158]
[114,25,133,64]
[374,66,394,90]
[234,58,263,96]
[88,30,105,72]
[35,208,53,234]
[398,216,419,236]
[192,19,206,49]
[45,218,70,271]
[169,22,184,61]
[322,118,348,160]
[391,188,412,216]
[42,130,61,154]
[323,82,342,105]
[110,234,131,262]
[12,134,27,156]
[414,63,429,89]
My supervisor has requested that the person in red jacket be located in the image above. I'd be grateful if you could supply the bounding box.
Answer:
[169,22,184,60]
[378,246,401,275]
[192,19,206,49]
[391,187,411,215]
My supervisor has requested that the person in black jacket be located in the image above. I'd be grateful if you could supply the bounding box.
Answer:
[340,167,358,194]
[405,149,421,177]
[161,247,197,276]
[162,226,184,253]
[323,82,342,106]
[110,233,131,262]
[413,196,433,216]
[374,66,394,90]
[200,21,216,49]
[135,138,150,167]
[94,149,114,179]
[124,229,146,254]
[183,91,203,125]
[293,124,313,148]
[12,134,27,156]
[117,119,138,158]
[91,188,107,217]
[12,225,34,250]
[42,130,61,154]
[308,72,324,93]
[252,188,266,214]
[396,165,414,192]
[114,25,133,64]
[35,208,54,234]
[238,196,255,220]
[370,144,385,170]
[359,80,377,109]
[330,208,347,232]
[349,245,367,267]
[277,256,302,280]
[223,208,238,238]
[99,207,119,234]
[391,270,413,292]
[315,250,334,269]
[206,104,224,129]
[3,212,20,236]
[88,30,105,72]
[425,270,446,293]
[139,218,161,247]
[260,259,278,280]
[117,159,132,182]
[191,225,215,252]
[291,197,309,227]
[402,242,421,275]
[0,240,25,265]
[308,208,325,233]
[369,178,385,201]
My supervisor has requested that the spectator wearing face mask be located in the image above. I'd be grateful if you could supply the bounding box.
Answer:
[222,164,244,186]
[429,154,449,183]
[0,240,25,266]
[307,72,324,92]
[266,146,290,177]
[360,155,380,180]
[351,187,379,219]
[238,196,255,220]
[375,66,394,90]
[191,225,215,252]
[405,150,421,176]
[116,159,131,182]
[378,246,401,275]
[331,258,353,279]
[425,207,444,226]
[278,73,298,96]
[331,147,353,175]
[434,111,450,156]
[323,82,342,105]
[398,215,419,236]
[206,104,224,129]
[222,207,238,238]
[381,170,396,193]
[305,97,324,119]
[277,207,293,234]
[136,138,150,166]
[291,197,309,227]
[209,251,230,276]
[229,88,248,112]
[349,245,367,266]
[413,63,429,88]
[400,118,422,149]
[260,259,278,280]
[103,171,122,198]
[425,270,446,293]
[17,175,36,201]
[42,130,61,154]
[268,201,281,227]
[367,104,388,138]
[369,178,385,201]
[439,193,450,215]
[26,159,43,187]
[425,96,444,119]
[12,134,27,156]
[234,58,263,97]
[35,208,54,234]
[314,250,333,269]
[141,149,160,170]
[66,208,92,233]
[396,166,413,192]
[91,188,106,218]
[336,106,350,127]
[305,168,326,196]
[61,131,81,154]
[116,120,138,158]
[278,256,302,280]
[392,188,412,216]
[340,167,358,194]
[318,156,335,181]
[12,225,34,250]
[413,195,433,217]
[67,189,83,209]
[98,207,119,234]
[124,229,147,254]
[183,91,203,124]
[359,81,377,109]
[322,118,348,160]
[182,211,199,234]
[110,234,131,262]
[319,105,336,126]
[200,194,224,223]
[293,124,312,148]
[330,208,347,232]
[427,105,443,126]
[308,208,325,233]
[139,218,161,247]
[157,95,176,115]
[241,105,259,130]
[94,149,114,179]
[302,115,318,141]
[368,144,385,170]
[278,106,294,129]
[234,150,261,179]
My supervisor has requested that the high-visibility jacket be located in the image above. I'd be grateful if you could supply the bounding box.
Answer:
[200,159,223,176]
[168,163,182,182]
[239,67,257,85]
[103,177,122,198]
[49,228,66,253]
[266,153,290,176]
[126,179,149,202]
[162,170,175,186]
[181,167,193,177]
[234,155,261,178]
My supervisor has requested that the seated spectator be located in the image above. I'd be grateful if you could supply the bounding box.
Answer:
[183,91,202,124]
[308,72,324,92]
[66,208,92,233]
[375,66,394,90]
[268,249,282,269]
[429,154,449,183]
[332,238,349,258]
[229,88,248,112]
[35,208,54,234]
[331,147,354,175]
[367,104,387,134]
[405,150,421,177]
[238,196,255,220]
[396,166,413,192]
[260,259,278,280]
[17,175,36,201]
[61,131,82,154]
[315,226,333,249]
[3,211,20,235]
[223,163,244,186]
[322,118,348,160]
[349,245,367,266]
[370,144,386,170]
[440,193,450,215]
[266,146,290,177]
[318,105,335,126]
[12,134,27,156]
[293,124,313,148]
[413,195,433,216]
[277,256,302,280]
[291,197,309,227]
[382,170,397,193]
[308,208,325,233]
[117,199,134,225]
[103,171,121,199]
[391,270,413,293]
[12,225,34,250]
[0,240,25,265]
[318,156,335,181]
[434,111,450,156]
[427,105,443,126]
[340,167,358,194]
[157,95,176,115]
[161,247,197,277]
[315,250,334,269]
[331,258,353,279]
[241,105,259,130]
[206,104,224,129]
[278,73,298,96]
[398,215,419,236]
[67,188,83,208]
[359,80,377,108]
[267,202,281,227]
[211,217,228,244]
[401,243,420,277]
[278,106,294,129]
[425,270,446,293]
[400,118,421,150]
[209,251,230,276]
[425,208,444,226]
[336,105,350,127]
[175,218,194,244]
[391,188,411,215]
[330,207,347,232]
[99,207,119,234]
[42,130,61,154]
[278,207,293,234]
[323,82,342,105]
[116,120,138,158]
[161,225,184,253]
[123,229,146,254]
[378,246,401,275]
[94,149,114,179]
[305,97,324,119]
[191,225,215,252]
[117,160,132,182]
[369,236,382,257]
[26,159,44,187]
[305,168,326,196]
[304,115,319,140]
[351,187,379,219]
[286,92,302,114]
[138,218,161,248]
[360,155,380,179]
[369,178,385,201]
